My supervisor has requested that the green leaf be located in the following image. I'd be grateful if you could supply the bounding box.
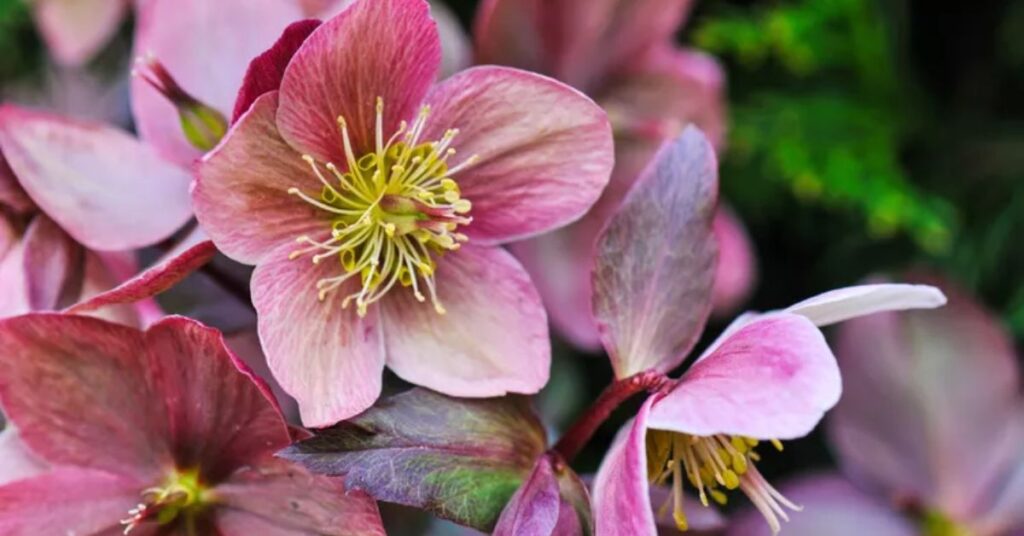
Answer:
[279,388,547,531]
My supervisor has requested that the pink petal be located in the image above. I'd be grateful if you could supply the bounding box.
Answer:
[194,92,322,265]
[232,19,322,123]
[432,0,471,79]
[421,66,613,244]
[0,467,142,534]
[830,276,1021,520]
[131,0,304,164]
[0,218,29,316]
[78,250,147,327]
[380,244,549,398]
[725,474,916,536]
[21,215,82,311]
[647,313,840,439]
[276,0,440,162]
[494,456,562,536]
[599,46,727,150]
[144,316,292,479]
[0,153,33,213]
[592,396,657,535]
[32,0,128,66]
[0,313,172,479]
[474,0,693,90]
[214,460,385,535]
[785,283,947,327]
[0,105,192,251]
[66,240,216,316]
[593,127,718,378]
[0,430,47,486]
[251,243,386,427]
[976,448,1024,534]
[509,222,603,351]
[710,205,757,315]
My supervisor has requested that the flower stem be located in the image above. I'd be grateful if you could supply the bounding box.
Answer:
[552,370,668,462]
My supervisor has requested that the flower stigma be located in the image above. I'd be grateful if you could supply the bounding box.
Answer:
[288,97,477,317]
[120,468,209,534]
[646,430,800,534]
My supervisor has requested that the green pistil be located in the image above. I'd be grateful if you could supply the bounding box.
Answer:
[921,510,973,536]
[122,468,210,534]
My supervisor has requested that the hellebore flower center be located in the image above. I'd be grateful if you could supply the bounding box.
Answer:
[121,467,210,533]
[647,430,800,533]
[288,97,477,316]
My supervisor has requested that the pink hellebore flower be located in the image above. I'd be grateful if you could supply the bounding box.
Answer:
[730,276,1024,536]
[192,0,614,426]
[0,313,385,535]
[475,0,757,349]
[587,128,947,534]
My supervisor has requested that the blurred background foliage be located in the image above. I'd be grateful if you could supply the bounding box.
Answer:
[1,0,1022,529]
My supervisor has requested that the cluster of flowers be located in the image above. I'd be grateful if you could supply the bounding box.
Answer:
[0,0,1019,535]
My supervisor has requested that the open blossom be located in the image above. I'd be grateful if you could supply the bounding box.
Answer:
[475,0,756,350]
[0,313,385,535]
[193,0,613,426]
[587,128,947,534]
[729,275,1024,536]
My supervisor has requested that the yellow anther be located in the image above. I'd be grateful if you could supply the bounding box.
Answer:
[723,470,740,490]
[710,489,729,505]
[771,439,784,452]
[673,510,688,531]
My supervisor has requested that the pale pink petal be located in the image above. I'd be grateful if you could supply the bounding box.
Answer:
[131,0,304,164]
[710,206,756,315]
[194,92,322,265]
[0,314,171,478]
[251,243,386,427]
[830,277,1021,520]
[232,19,322,123]
[494,456,562,536]
[976,442,1024,534]
[144,316,292,480]
[0,430,47,486]
[647,313,840,439]
[381,244,549,398]
[277,0,440,161]
[0,467,142,535]
[726,474,916,536]
[21,215,82,311]
[599,46,726,150]
[32,0,128,67]
[66,240,216,316]
[421,66,613,244]
[0,105,192,251]
[592,396,657,536]
[593,128,718,378]
[785,283,947,327]
[214,460,385,535]
[0,220,29,317]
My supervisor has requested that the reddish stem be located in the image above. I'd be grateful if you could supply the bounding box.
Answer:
[551,370,669,462]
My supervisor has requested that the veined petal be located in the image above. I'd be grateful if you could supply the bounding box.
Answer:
[32,0,128,67]
[0,467,142,534]
[785,283,947,327]
[830,276,1021,520]
[144,316,292,481]
[132,0,303,164]
[592,396,658,536]
[251,243,386,428]
[0,314,171,479]
[648,313,840,439]
[725,474,916,536]
[381,244,549,398]
[194,92,322,265]
[0,105,192,251]
[593,128,718,378]
[421,66,612,244]
[232,19,322,123]
[214,460,385,535]
[277,0,440,162]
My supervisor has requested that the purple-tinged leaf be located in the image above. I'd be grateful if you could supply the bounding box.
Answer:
[280,388,546,531]
[592,126,718,378]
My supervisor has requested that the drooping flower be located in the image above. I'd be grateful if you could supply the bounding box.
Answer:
[0,313,385,535]
[475,0,756,349]
[729,275,1024,536]
[192,0,614,427]
[587,128,947,534]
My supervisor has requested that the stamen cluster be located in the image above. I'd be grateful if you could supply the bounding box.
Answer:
[121,468,207,534]
[289,98,477,316]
